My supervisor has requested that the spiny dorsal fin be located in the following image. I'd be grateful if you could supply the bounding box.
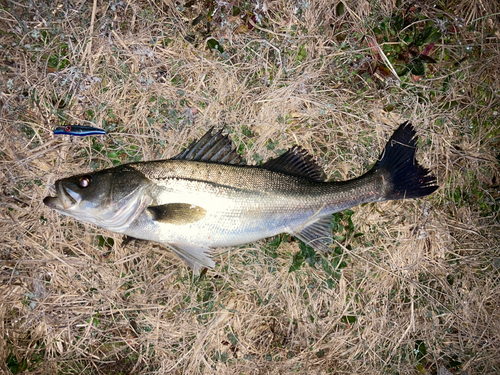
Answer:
[262,145,326,182]
[172,128,244,165]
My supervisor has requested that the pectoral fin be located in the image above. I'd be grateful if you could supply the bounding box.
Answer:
[147,203,206,225]
[165,243,215,274]
[294,217,334,253]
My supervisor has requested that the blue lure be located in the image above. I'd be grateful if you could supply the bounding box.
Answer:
[54,125,107,136]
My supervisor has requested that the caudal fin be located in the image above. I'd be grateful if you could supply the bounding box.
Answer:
[374,122,438,200]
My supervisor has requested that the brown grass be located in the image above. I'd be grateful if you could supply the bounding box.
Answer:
[1,0,500,374]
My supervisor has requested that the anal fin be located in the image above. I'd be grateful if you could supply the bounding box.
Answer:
[294,217,334,253]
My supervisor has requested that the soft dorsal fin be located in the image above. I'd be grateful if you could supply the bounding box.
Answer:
[172,128,244,165]
[262,145,326,182]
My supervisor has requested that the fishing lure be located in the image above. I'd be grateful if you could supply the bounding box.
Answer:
[54,125,107,136]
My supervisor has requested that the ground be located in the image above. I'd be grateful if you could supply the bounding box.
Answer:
[1,0,499,374]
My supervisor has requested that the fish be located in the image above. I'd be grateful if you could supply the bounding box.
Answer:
[54,125,107,136]
[43,122,438,273]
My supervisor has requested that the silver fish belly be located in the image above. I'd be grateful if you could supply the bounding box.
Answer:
[43,123,438,273]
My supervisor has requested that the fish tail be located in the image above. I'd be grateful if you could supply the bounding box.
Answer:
[374,122,438,200]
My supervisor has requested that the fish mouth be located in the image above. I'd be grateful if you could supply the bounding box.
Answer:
[43,180,78,211]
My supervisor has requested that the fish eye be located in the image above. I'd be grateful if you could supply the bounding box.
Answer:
[78,176,92,188]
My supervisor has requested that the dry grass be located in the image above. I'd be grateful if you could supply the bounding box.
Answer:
[1,0,499,374]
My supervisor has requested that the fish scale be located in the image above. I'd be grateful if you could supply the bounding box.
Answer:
[44,122,438,273]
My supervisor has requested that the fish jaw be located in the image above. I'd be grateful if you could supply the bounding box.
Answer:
[43,179,81,211]
[43,196,63,210]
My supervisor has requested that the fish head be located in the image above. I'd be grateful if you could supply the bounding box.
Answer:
[43,166,149,231]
